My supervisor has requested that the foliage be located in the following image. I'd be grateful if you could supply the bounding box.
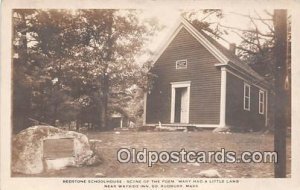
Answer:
[12,9,160,132]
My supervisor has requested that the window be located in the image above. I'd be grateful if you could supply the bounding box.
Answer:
[176,59,187,69]
[244,83,250,111]
[259,90,264,114]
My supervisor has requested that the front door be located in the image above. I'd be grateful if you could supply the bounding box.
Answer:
[171,81,190,124]
[174,88,182,123]
[173,87,189,123]
[180,87,188,123]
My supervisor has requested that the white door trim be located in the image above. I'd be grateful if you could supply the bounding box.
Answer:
[170,81,191,123]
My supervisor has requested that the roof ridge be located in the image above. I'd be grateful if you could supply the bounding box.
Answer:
[185,19,267,82]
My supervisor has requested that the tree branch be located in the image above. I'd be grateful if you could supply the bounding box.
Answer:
[229,11,273,21]
[264,10,274,17]
[254,10,274,33]
[200,10,218,22]
[218,23,274,38]
[248,16,263,52]
[231,31,259,48]
[236,46,257,55]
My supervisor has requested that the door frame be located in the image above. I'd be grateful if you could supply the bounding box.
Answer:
[170,81,191,123]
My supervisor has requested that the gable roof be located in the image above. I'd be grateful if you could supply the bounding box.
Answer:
[151,17,269,87]
[195,26,267,83]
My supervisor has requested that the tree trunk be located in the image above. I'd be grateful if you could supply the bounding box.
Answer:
[13,11,30,133]
[273,9,288,178]
[20,12,28,63]
[99,11,114,130]
[100,73,109,129]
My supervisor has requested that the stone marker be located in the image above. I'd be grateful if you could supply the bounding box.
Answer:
[12,125,101,174]
[43,138,74,159]
[43,138,76,171]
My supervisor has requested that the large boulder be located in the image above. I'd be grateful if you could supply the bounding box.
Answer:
[12,125,100,174]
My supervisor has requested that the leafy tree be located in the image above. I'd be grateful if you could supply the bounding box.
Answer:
[69,9,158,129]
[12,9,160,131]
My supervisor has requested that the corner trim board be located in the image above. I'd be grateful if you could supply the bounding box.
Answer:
[143,92,147,125]
[219,67,227,128]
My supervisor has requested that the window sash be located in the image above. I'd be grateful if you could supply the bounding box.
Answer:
[244,83,250,111]
[259,90,264,114]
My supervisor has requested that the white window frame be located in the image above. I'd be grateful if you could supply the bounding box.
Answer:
[259,90,265,114]
[243,83,251,111]
[176,59,187,69]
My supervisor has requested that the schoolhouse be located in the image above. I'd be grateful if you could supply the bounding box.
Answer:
[143,18,270,130]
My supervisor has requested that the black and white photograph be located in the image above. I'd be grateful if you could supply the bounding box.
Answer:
[1,0,299,190]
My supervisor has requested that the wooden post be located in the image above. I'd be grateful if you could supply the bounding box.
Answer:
[273,9,288,178]
[219,67,227,128]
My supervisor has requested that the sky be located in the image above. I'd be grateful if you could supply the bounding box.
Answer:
[140,9,273,54]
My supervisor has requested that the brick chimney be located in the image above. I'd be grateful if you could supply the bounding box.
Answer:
[229,43,236,54]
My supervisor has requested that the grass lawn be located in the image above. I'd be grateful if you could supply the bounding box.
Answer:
[13,130,291,178]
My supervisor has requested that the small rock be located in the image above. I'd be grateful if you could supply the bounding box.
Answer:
[95,172,105,177]
[115,131,120,134]
[187,162,200,167]
[197,169,222,178]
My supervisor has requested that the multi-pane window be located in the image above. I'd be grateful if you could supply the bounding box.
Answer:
[176,59,187,69]
[244,83,250,111]
[259,90,265,114]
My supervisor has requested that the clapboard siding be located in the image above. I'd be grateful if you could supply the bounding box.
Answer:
[146,27,221,124]
[226,72,266,130]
